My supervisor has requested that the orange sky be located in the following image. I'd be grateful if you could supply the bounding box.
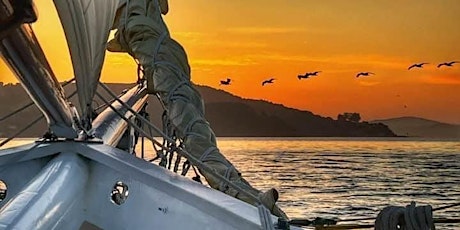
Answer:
[1,1,459,124]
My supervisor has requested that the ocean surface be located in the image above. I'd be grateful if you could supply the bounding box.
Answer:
[2,137,459,229]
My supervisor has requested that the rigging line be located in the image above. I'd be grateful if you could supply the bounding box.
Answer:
[95,91,168,152]
[94,88,131,112]
[141,129,145,158]
[93,95,119,111]
[0,101,35,122]
[0,115,43,148]
[433,202,460,212]
[146,114,166,164]
[96,82,261,204]
[0,78,75,122]
[98,82,196,169]
[337,217,376,222]
[94,90,263,206]
[97,83,180,159]
[0,90,78,148]
[98,82,175,144]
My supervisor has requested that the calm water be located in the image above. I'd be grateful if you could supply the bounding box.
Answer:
[2,138,460,228]
[215,138,460,225]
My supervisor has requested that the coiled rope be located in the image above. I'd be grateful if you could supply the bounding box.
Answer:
[375,202,433,230]
[292,201,460,229]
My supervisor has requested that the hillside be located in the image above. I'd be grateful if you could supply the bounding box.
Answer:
[0,83,396,137]
[372,117,460,139]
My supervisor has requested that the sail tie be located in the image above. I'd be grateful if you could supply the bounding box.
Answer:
[219,165,235,191]
[198,146,219,163]
[165,80,189,103]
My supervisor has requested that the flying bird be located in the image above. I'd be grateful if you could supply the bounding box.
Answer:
[307,71,321,76]
[220,78,231,85]
[297,74,311,80]
[437,61,458,68]
[262,78,275,86]
[356,72,374,78]
[298,71,321,80]
[408,62,428,70]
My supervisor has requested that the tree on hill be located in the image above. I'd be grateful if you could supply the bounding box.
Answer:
[337,112,361,123]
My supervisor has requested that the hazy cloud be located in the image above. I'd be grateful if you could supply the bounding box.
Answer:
[248,53,408,69]
[358,81,382,87]
[422,74,460,85]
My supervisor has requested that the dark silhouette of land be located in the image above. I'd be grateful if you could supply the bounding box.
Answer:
[372,117,460,139]
[0,83,397,137]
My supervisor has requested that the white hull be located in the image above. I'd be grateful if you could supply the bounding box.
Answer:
[0,142,289,229]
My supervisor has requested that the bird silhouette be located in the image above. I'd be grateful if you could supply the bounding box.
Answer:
[298,71,321,80]
[262,78,275,86]
[408,62,428,70]
[307,71,321,76]
[356,72,374,78]
[220,78,231,85]
[437,61,458,68]
[297,74,311,80]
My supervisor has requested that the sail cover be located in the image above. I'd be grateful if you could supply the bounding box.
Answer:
[53,0,119,128]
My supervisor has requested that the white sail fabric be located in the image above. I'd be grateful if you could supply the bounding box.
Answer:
[53,0,119,127]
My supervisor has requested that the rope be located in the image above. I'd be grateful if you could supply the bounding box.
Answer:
[0,115,44,148]
[0,78,75,122]
[433,202,460,212]
[375,202,434,230]
[95,84,179,174]
[289,217,337,228]
[0,101,35,122]
[316,218,460,230]
[0,89,78,148]
[95,86,264,206]
[289,201,460,229]
[191,165,203,183]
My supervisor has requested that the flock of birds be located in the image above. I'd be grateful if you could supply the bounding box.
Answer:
[219,61,458,86]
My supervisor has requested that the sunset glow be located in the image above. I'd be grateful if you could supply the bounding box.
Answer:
[1,0,459,124]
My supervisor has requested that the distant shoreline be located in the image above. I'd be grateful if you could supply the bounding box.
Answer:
[2,83,458,139]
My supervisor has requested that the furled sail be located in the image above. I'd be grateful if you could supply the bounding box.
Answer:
[53,0,119,129]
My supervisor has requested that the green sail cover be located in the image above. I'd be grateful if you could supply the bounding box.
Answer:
[109,0,287,219]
